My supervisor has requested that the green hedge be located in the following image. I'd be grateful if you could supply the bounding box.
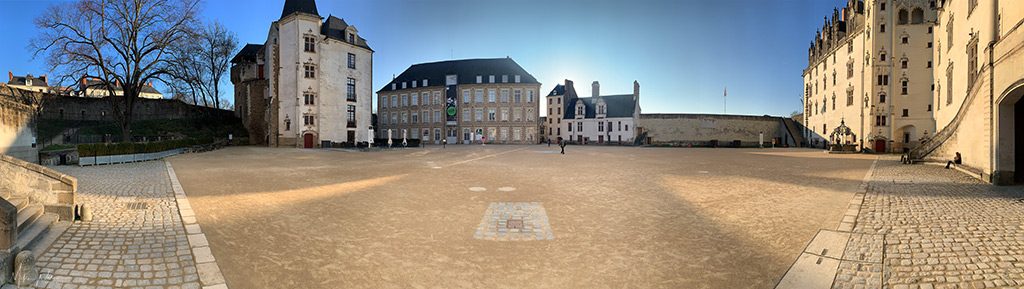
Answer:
[77,137,214,157]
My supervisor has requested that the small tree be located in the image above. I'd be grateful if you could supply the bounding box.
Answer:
[32,0,201,141]
[166,21,238,110]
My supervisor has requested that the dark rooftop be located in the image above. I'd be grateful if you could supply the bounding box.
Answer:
[378,58,538,93]
[231,44,264,64]
[564,94,637,119]
[281,0,319,19]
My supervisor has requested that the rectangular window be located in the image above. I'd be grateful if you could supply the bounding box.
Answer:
[500,108,509,121]
[347,53,356,69]
[347,78,356,101]
[476,75,482,83]
[488,89,496,103]
[304,115,316,126]
[462,89,471,103]
[515,75,521,83]
[390,95,397,108]
[513,108,522,121]
[304,92,315,105]
[462,108,470,122]
[578,122,583,132]
[489,75,495,83]
[501,75,508,83]
[304,35,316,53]
[401,95,408,107]
[475,108,483,122]
[968,38,979,90]
[434,110,441,123]
[488,108,496,121]
[304,64,316,79]
[411,93,419,106]
[474,89,484,103]
[500,89,510,103]
[902,109,909,117]
[412,113,419,123]
[285,120,291,131]
[514,90,522,103]
[568,122,572,132]
[528,90,534,103]
[422,110,430,123]
[347,105,356,125]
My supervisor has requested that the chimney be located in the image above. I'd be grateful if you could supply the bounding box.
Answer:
[633,80,640,101]
[7,71,12,82]
[564,79,575,98]
[40,75,47,83]
[592,81,600,97]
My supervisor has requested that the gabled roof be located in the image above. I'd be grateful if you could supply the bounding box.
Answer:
[281,0,319,19]
[564,94,637,119]
[8,75,48,87]
[548,84,565,96]
[231,44,264,64]
[321,16,372,51]
[81,79,161,94]
[378,58,539,93]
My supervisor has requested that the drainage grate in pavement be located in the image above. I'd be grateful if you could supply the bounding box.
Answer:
[125,202,148,210]
[506,219,524,229]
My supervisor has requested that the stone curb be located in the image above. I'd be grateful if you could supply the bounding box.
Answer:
[165,160,230,289]
[775,157,880,289]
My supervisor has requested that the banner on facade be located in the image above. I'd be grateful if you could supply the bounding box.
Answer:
[446,75,458,125]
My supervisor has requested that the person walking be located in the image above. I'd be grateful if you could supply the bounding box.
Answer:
[442,138,447,148]
[547,138,551,147]
[559,138,566,155]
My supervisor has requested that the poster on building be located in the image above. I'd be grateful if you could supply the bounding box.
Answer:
[445,75,458,125]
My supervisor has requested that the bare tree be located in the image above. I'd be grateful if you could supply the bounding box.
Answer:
[166,21,237,110]
[32,0,201,141]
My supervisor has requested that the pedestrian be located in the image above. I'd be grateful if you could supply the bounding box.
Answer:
[559,138,566,155]
[946,152,962,169]
[547,138,551,147]
[442,138,447,148]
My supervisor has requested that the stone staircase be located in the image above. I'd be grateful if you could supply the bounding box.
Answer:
[908,78,984,160]
[4,195,68,259]
[781,118,806,147]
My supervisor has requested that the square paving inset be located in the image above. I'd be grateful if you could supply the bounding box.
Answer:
[474,202,554,241]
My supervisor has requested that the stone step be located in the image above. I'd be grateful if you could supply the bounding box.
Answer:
[6,197,28,210]
[25,220,69,260]
[16,204,43,233]
[14,213,57,254]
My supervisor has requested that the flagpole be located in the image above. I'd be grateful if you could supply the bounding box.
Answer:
[723,87,727,114]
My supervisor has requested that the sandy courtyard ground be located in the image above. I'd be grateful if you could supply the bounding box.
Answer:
[168,145,875,288]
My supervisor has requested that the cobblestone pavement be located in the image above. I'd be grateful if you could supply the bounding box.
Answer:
[32,162,201,289]
[835,159,1024,289]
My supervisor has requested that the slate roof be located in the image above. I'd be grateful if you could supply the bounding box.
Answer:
[281,0,319,18]
[378,58,538,93]
[548,84,565,96]
[321,16,372,51]
[564,94,637,119]
[8,75,48,87]
[81,79,161,94]
[231,44,264,64]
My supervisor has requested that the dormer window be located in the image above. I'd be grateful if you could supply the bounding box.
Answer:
[476,75,482,84]
[489,75,495,83]
[402,82,407,89]
[412,81,417,88]
[422,79,428,87]
[501,75,508,83]
[25,78,32,86]
[348,33,355,43]
[514,75,521,83]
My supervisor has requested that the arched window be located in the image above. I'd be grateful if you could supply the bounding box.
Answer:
[911,8,924,24]
[898,9,909,25]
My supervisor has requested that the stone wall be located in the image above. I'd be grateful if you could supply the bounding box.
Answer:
[0,154,76,221]
[638,114,792,147]
[37,94,235,122]
[0,86,39,163]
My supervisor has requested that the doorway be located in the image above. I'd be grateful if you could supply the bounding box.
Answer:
[303,133,315,148]
[874,139,886,153]
[1016,99,1024,182]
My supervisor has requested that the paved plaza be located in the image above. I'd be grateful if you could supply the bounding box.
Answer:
[832,159,1024,289]
[167,146,875,288]
[32,162,201,288]
[28,146,1024,288]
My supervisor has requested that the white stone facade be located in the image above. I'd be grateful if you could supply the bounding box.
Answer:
[261,3,373,148]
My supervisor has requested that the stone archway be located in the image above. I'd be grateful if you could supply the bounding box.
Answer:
[895,125,918,153]
[994,79,1024,184]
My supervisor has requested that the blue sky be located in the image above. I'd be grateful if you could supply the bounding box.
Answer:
[0,0,846,116]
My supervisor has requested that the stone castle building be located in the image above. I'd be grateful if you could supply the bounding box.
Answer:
[231,0,373,147]
[908,0,1024,184]
[803,0,937,153]
[376,58,541,144]
[545,80,640,144]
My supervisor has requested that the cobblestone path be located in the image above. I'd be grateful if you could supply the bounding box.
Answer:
[835,159,1024,289]
[31,162,201,289]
